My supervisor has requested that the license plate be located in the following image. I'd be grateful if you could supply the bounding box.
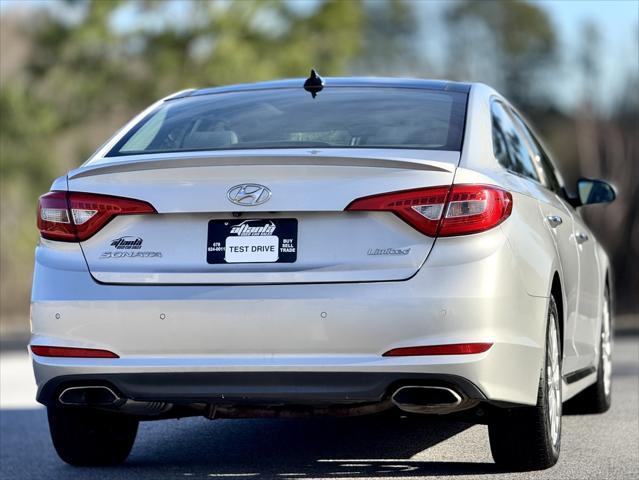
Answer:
[207,218,298,264]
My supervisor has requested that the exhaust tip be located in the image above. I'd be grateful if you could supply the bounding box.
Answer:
[58,386,121,406]
[391,386,463,415]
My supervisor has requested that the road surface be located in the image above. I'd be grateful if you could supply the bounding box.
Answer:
[1,336,637,480]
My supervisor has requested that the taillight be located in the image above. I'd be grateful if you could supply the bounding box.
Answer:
[37,191,156,242]
[346,184,512,237]
[439,185,513,236]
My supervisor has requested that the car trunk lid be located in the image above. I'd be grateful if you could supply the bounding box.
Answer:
[68,149,458,284]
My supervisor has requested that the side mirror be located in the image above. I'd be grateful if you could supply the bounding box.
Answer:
[577,178,616,206]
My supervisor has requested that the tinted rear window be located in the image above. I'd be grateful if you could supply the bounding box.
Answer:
[107,87,467,156]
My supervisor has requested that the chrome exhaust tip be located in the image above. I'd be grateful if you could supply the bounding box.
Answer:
[58,385,172,415]
[58,386,121,406]
[391,386,464,415]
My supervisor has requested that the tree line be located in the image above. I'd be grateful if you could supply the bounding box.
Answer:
[1,0,637,325]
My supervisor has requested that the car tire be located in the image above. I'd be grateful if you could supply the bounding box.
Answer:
[566,286,613,414]
[48,406,139,466]
[488,295,562,471]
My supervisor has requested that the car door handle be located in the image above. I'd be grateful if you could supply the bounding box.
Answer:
[546,215,563,228]
[575,232,589,244]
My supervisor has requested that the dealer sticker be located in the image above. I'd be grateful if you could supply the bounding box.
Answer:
[225,235,279,263]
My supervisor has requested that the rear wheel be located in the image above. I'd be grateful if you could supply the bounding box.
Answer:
[566,286,612,413]
[488,295,562,471]
[48,406,138,466]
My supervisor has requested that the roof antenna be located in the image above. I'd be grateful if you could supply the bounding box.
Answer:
[303,69,324,98]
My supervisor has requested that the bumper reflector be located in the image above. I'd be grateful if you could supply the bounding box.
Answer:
[383,343,493,357]
[30,346,119,358]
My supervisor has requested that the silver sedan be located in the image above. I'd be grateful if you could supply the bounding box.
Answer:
[31,74,615,470]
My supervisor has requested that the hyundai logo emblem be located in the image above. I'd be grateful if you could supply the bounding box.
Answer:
[227,184,271,206]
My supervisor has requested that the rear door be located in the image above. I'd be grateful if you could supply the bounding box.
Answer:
[536,191,583,370]
[69,150,459,284]
[507,108,587,371]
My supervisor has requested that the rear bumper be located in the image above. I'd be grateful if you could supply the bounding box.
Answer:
[36,371,486,406]
[31,338,541,406]
[31,228,549,406]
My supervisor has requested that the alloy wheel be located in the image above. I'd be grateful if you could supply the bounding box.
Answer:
[547,313,562,449]
[602,295,613,398]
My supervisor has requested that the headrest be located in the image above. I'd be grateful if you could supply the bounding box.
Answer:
[182,130,239,149]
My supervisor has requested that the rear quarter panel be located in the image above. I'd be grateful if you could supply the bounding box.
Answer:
[453,166,558,299]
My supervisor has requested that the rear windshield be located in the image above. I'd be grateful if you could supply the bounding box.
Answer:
[107,87,467,156]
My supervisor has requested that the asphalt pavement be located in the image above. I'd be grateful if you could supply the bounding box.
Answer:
[1,336,637,480]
